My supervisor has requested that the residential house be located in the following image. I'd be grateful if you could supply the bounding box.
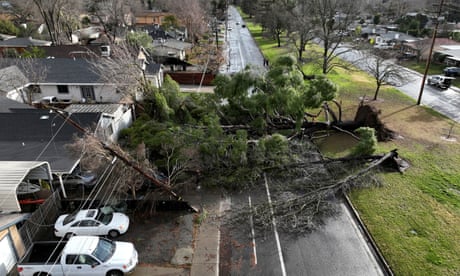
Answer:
[403,38,460,63]
[145,62,164,88]
[135,11,171,27]
[152,39,192,62]
[64,103,134,143]
[436,45,460,66]
[0,58,120,104]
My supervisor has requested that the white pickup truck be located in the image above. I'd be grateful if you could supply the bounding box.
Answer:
[17,236,138,276]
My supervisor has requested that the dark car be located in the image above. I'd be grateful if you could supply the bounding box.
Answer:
[443,67,460,77]
[53,171,97,190]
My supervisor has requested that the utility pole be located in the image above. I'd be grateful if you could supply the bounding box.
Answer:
[417,0,445,105]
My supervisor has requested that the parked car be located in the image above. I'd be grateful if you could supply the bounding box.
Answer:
[54,207,130,239]
[54,171,97,190]
[427,75,455,89]
[17,235,138,276]
[443,67,460,77]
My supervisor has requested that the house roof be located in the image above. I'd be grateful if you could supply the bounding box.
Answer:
[0,96,34,112]
[0,110,100,174]
[0,161,52,213]
[0,37,52,47]
[152,39,192,50]
[0,58,103,84]
[29,45,104,58]
[145,63,162,74]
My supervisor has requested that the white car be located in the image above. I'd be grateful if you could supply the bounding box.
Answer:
[54,207,130,239]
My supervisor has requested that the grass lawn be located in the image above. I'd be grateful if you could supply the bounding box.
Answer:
[239,9,460,275]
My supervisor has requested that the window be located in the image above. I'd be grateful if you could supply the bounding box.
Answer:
[57,85,69,94]
[72,220,99,227]
[66,254,78,264]
[81,86,95,101]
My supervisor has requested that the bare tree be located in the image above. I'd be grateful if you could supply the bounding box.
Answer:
[29,0,83,45]
[88,42,147,100]
[286,0,316,61]
[309,0,362,74]
[85,0,142,43]
[0,58,47,104]
[157,0,209,43]
[361,48,412,100]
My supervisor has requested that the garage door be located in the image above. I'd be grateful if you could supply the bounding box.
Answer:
[0,235,16,275]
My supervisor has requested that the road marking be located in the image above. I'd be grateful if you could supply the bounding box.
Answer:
[248,196,258,265]
[264,173,287,276]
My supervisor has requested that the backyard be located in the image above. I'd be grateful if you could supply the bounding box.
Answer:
[241,10,460,276]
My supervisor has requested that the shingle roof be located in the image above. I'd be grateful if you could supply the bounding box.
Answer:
[0,110,100,173]
[0,96,34,112]
[0,58,103,84]
[0,37,51,47]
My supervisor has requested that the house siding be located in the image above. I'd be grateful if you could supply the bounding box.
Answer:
[31,84,119,103]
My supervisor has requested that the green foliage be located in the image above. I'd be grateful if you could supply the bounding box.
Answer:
[0,19,19,36]
[213,55,337,131]
[2,48,19,57]
[373,14,380,25]
[257,134,289,166]
[162,15,179,30]
[126,31,154,52]
[21,46,46,58]
[395,14,429,37]
[350,127,377,156]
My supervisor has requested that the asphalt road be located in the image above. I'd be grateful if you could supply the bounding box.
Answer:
[338,45,460,122]
[219,6,388,276]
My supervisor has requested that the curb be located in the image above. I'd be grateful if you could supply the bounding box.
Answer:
[342,192,394,276]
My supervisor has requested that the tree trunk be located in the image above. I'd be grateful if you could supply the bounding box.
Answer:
[373,84,381,100]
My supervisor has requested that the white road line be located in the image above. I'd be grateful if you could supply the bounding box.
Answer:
[264,173,287,276]
[248,196,258,265]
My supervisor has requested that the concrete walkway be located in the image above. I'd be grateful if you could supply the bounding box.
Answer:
[131,190,224,276]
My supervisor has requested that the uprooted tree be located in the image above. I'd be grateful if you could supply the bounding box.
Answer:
[68,53,404,232]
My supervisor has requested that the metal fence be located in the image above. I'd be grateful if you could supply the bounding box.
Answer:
[19,191,62,249]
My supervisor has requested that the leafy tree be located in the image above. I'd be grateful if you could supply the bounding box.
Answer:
[350,127,377,156]
[126,31,154,52]
[161,15,180,30]
[214,55,337,130]
[373,14,380,25]
[0,19,19,35]
[395,13,429,37]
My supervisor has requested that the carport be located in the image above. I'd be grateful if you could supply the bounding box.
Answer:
[0,161,54,213]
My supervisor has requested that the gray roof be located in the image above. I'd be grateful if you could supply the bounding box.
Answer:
[65,103,120,114]
[152,39,192,50]
[0,110,100,174]
[0,58,103,84]
[0,37,51,47]
[0,96,34,112]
